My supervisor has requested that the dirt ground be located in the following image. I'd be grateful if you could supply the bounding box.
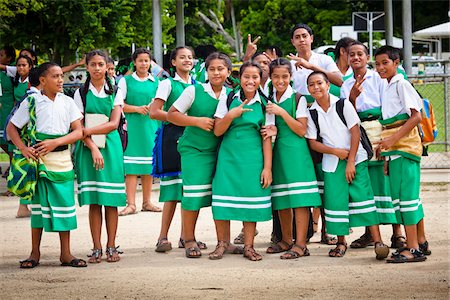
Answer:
[0,173,449,299]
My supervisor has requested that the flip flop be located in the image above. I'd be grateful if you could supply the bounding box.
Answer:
[178,238,207,250]
[19,259,40,269]
[61,258,87,267]
[141,204,162,212]
[155,238,172,252]
[118,205,138,216]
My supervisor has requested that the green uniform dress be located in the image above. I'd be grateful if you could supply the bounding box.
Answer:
[212,94,272,222]
[178,84,230,211]
[75,90,126,207]
[14,81,29,103]
[159,77,193,202]
[0,72,14,144]
[123,74,159,174]
[271,93,321,210]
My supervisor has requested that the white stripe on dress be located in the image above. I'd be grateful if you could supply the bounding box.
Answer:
[212,195,271,202]
[400,199,420,206]
[271,188,319,197]
[79,181,125,188]
[349,206,377,215]
[183,184,212,190]
[324,216,349,223]
[271,181,318,190]
[79,187,126,194]
[123,156,153,161]
[400,201,422,212]
[124,160,153,164]
[324,209,349,216]
[212,202,271,209]
[374,196,393,202]
[53,212,77,218]
[183,191,212,197]
[348,199,376,208]
[160,179,183,186]
[376,208,396,214]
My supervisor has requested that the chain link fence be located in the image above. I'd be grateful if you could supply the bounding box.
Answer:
[409,59,450,169]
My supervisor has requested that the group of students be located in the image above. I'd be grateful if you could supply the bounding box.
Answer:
[1,22,431,268]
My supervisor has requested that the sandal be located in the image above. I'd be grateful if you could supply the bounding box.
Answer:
[141,203,162,212]
[178,238,207,250]
[280,244,310,259]
[118,204,137,216]
[155,238,172,252]
[386,248,427,263]
[243,245,262,261]
[313,221,319,233]
[184,240,202,258]
[390,235,407,249]
[105,246,122,263]
[61,258,87,267]
[419,241,432,256]
[19,259,40,269]
[320,234,338,245]
[350,232,374,249]
[87,248,103,263]
[374,242,390,260]
[266,240,293,254]
[208,241,244,260]
[329,242,347,258]
[233,229,259,245]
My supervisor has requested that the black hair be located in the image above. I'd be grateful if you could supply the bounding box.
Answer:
[266,46,283,58]
[83,49,113,96]
[169,46,194,77]
[19,48,38,66]
[194,45,217,60]
[2,46,16,64]
[348,41,369,55]
[291,23,313,38]
[14,55,33,87]
[205,52,232,71]
[374,45,401,62]
[38,62,60,77]
[28,67,40,87]
[323,47,335,56]
[269,58,292,77]
[334,37,356,61]
[107,57,115,65]
[132,48,152,62]
[239,61,264,102]
[307,71,330,85]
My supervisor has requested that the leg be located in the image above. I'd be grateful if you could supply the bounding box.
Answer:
[20,228,43,268]
[369,224,390,260]
[141,175,161,212]
[267,209,293,253]
[88,204,103,263]
[243,222,262,261]
[59,231,86,267]
[312,207,320,233]
[280,207,310,259]
[329,236,347,257]
[105,206,122,262]
[320,208,337,245]
[17,200,31,218]
[182,209,201,258]
[209,220,242,260]
[271,209,282,243]
[155,201,178,252]
[119,175,138,216]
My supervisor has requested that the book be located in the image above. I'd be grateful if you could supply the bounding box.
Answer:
[84,113,109,148]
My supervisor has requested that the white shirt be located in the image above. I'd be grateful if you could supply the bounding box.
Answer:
[214,91,275,126]
[11,92,82,135]
[117,72,156,99]
[381,74,422,120]
[340,69,386,112]
[73,82,124,113]
[6,66,17,78]
[306,94,367,172]
[154,73,193,102]
[291,52,340,95]
[173,82,227,114]
[270,85,308,119]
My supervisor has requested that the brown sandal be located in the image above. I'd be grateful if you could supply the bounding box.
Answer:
[184,240,202,258]
[243,245,262,261]
[209,241,244,260]
[118,204,137,216]
[329,242,347,257]
[350,233,374,249]
[280,244,310,259]
[266,240,293,254]
[390,235,407,249]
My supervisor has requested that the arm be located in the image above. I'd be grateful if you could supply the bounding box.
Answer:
[260,137,272,188]
[288,54,343,87]
[83,105,122,137]
[243,34,261,62]
[377,109,422,150]
[308,139,349,159]
[213,99,251,136]
[149,98,168,122]
[34,119,83,156]
[167,106,214,132]
[61,56,85,73]
[265,102,306,137]
[345,124,360,183]
[123,103,150,115]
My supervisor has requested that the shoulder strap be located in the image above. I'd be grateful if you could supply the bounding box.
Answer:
[79,84,87,113]
[226,90,235,110]
[295,92,301,106]
[335,98,347,127]
[309,109,320,139]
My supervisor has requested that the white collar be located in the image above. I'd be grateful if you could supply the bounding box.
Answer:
[233,90,262,104]
[173,72,192,84]
[310,94,339,113]
[273,85,294,103]
[19,76,29,84]
[132,71,155,82]
[387,73,403,86]
[88,81,113,94]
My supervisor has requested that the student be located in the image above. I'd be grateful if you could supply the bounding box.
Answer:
[7,62,85,268]
[306,71,389,259]
[149,46,197,252]
[327,37,356,98]
[74,50,126,263]
[374,45,430,263]
[167,52,242,259]
[191,44,217,83]
[341,41,402,249]
[264,58,321,259]
[212,61,274,261]
[106,57,116,85]
[118,48,161,216]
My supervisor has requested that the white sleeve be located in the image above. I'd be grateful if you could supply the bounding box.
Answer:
[343,99,360,129]
[113,89,124,106]
[214,96,228,118]
[154,79,172,101]
[305,110,318,140]
[340,80,351,99]
[68,98,83,122]
[6,66,17,78]
[10,99,30,129]
[173,85,195,114]
[265,112,275,126]
[399,80,422,115]
[321,55,340,73]
[117,77,127,100]
[73,89,84,113]
[295,96,308,118]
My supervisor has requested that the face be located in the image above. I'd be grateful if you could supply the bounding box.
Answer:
[375,54,399,81]
[348,45,368,70]
[240,66,261,94]
[270,66,291,93]
[171,48,194,73]
[87,54,107,81]
[253,55,270,78]
[41,66,64,94]
[16,57,32,78]
[107,62,115,78]
[0,49,12,65]
[134,53,151,75]
[291,28,314,52]
[307,74,330,100]
[206,59,231,88]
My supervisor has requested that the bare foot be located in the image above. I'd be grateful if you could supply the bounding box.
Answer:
[141,203,162,212]
[16,204,31,218]
[118,204,137,216]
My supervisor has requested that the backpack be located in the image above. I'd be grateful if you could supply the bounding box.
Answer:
[79,84,128,151]
[309,98,374,164]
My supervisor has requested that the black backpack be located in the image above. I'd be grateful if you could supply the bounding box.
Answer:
[79,84,128,151]
[309,98,373,164]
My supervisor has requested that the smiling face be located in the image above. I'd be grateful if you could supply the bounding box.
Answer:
[106,62,115,79]
[206,58,230,88]
[291,28,314,53]
[16,57,32,79]
[134,53,151,76]
[307,73,330,100]
[375,54,399,81]
[253,54,270,79]
[348,44,368,71]
[41,66,64,95]
[270,66,291,94]
[171,48,194,74]
[240,66,261,95]
[86,54,107,81]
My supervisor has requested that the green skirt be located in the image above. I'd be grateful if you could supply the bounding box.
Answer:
[159,176,182,202]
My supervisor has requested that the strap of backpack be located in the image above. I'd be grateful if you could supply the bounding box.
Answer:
[335,98,347,127]
[79,84,87,114]
[226,90,235,110]
[309,109,320,140]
